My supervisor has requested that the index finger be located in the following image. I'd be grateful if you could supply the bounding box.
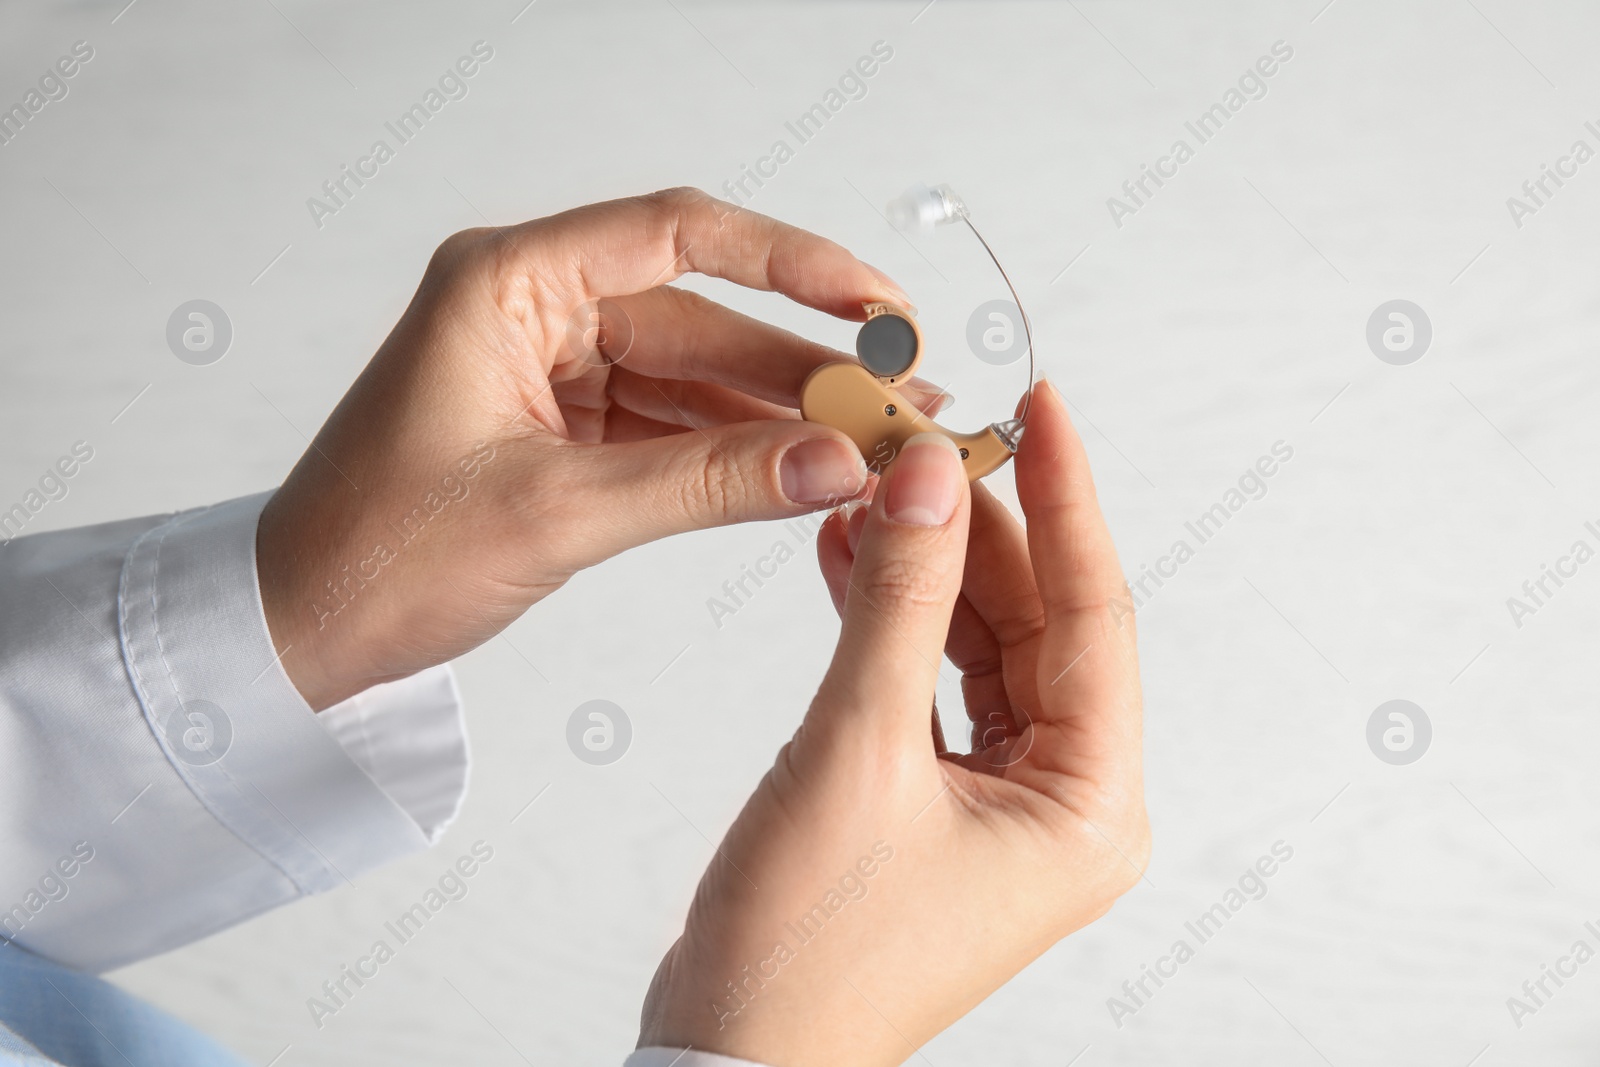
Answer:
[1015,381,1129,620]
[1015,380,1141,774]
[508,186,908,319]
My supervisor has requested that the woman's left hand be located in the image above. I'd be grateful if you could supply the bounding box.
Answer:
[638,384,1149,1066]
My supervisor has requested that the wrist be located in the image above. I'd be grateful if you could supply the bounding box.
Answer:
[256,489,370,711]
[640,957,907,1067]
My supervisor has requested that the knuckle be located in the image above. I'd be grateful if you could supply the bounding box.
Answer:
[855,554,950,613]
[661,286,715,341]
[666,284,715,317]
[639,186,713,227]
[431,226,563,333]
[651,185,711,210]
[424,227,531,316]
[428,227,489,274]
[991,591,1048,645]
[673,444,750,522]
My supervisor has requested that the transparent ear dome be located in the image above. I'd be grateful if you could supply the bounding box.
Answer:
[885,182,967,233]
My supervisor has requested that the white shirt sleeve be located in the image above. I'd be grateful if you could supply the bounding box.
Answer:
[0,491,469,974]
[624,1050,773,1067]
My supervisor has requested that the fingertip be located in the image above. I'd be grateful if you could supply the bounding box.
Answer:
[1017,378,1088,496]
[815,502,846,544]
[1039,378,1078,436]
[1015,378,1125,612]
[861,262,913,307]
[903,379,954,416]
[881,433,965,527]
[845,500,868,554]
[816,506,856,616]
[1026,377,1071,435]
[779,431,870,508]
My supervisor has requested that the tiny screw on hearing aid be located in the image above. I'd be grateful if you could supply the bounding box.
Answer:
[797,183,1038,482]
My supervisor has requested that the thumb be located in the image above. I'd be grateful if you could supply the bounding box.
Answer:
[809,433,970,750]
[548,420,869,567]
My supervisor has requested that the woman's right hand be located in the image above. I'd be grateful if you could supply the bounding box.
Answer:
[637,381,1149,1066]
[255,188,941,711]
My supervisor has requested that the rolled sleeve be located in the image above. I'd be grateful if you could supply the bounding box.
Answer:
[316,667,470,845]
[0,492,470,973]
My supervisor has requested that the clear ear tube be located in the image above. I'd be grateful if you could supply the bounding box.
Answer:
[884,182,1034,449]
[800,182,1036,480]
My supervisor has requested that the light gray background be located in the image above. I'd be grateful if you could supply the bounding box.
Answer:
[4,0,1599,1063]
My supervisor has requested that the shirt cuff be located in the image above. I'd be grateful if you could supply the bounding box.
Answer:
[625,1050,774,1067]
[117,490,461,895]
[315,666,469,843]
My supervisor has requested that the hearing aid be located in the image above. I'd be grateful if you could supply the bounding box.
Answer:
[800,182,1035,481]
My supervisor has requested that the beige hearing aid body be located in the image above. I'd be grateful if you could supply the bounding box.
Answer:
[800,302,1018,481]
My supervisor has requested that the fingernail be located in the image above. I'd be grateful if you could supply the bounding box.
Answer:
[906,377,955,413]
[885,433,962,526]
[781,437,868,506]
[845,501,868,553]
[863,262,913,305]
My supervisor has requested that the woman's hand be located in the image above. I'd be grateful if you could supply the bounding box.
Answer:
[256,188,943,710]
[637,382,1148,1066]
